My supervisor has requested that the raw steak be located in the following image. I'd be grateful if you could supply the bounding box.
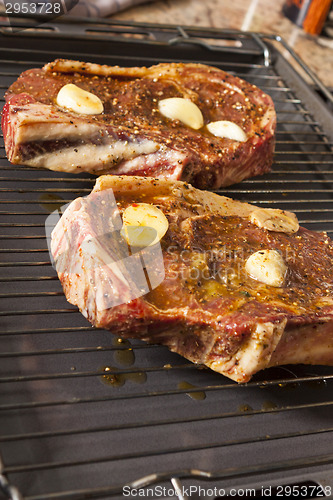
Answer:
[2,59,276,189]
[50,175,333,383]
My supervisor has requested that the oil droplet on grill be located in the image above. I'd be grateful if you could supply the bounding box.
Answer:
[124,371,147,384]
[278,382,299,390]
[114,347,135,366]
[261,400,278,411]
[238,404,253,413]
[100,366,146,387]
[178,381,206,400]
[39,193,65,212]
[112,337,131,347]
[101,366,125,387]
[112,337,135,366]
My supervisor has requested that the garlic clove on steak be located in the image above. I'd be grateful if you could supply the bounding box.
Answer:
[121,203,169,247]
[245,249,287,287]
[158,97,204,130]
[56,84,104,115]
[206,120,247,142]
[250,208,299,234]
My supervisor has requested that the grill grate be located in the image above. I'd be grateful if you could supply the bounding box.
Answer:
[0,17,333,500]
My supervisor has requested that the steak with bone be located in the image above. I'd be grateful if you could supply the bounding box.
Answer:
[50,175,333,383]
[2,59,276,189]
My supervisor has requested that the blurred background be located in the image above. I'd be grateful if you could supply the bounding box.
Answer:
[0,0,332,88]
[108,0,333,88]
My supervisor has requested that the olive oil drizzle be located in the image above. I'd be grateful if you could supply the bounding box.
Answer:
[177,381,206,400]
[112,337,135,367]
[100,337,147,387]
[100,366,147,387]
[39,193,65,212]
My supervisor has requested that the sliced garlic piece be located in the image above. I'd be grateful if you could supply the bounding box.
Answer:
[206,120,247,142]
[56,84,104,115]
[121,203,169,247]
[250,208,299,234]
[245,249,287,287]
[158,97,204,130]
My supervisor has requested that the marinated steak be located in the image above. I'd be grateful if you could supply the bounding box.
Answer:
[50,175,333,383]
[2,59,276,189]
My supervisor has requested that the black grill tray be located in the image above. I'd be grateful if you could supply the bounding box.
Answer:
[0,17,333,500]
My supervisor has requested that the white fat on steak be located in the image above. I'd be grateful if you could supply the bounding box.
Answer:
[9,102,159,173]
[245,249,287,287]
[113,147,188,179]
[27,139,159,173]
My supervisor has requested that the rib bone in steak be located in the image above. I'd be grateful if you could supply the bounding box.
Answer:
[2,59,276,189]
[50,175,333,383]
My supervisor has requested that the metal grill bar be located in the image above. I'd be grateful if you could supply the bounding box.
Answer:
[0,344,154,357]
[0,261,51,265]
[0,276,57,280]
[1,374,332,412]
[0,364,198,384]
[259,170,333,173]
[237,178,333,182]
[0,236,48,239]
[274,151,333,155]
[0,291,63,298]
[0,309,77,316]
[223,188,333,193]
[0,188,91,193]
[0,177,95,183]
[0,327,98,335]
[0,200,74,204]
[0,391,221,412]
[1,416,332,448]
[5,432,333,476]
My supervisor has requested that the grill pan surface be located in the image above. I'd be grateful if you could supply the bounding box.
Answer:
[0,17,333,500]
